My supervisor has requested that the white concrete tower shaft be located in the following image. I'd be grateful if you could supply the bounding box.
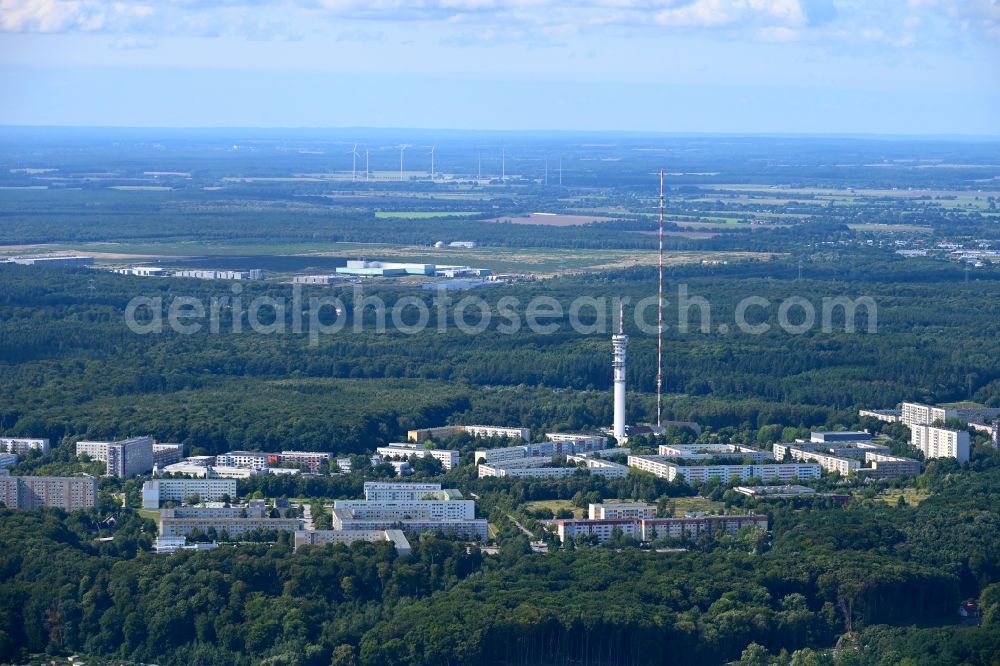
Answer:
[612,302,628,440]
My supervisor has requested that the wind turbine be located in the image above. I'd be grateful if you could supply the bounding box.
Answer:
[350,143,360,181]
[365,148,369,182]
[501,147,506,183]
[399,144,410,182]
[429,146,435,181]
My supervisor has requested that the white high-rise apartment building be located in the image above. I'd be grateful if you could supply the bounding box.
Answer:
[911,424,970,463]
[900,402,954,428]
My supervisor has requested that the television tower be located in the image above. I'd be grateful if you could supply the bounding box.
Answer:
[657,169,665,428]
[613,301,628,440]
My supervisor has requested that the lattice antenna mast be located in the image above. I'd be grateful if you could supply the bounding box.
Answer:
[657,169,665,429]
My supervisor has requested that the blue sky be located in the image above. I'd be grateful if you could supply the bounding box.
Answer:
[0,0,997,134]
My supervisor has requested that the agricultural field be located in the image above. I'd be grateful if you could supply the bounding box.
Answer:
[374,211,478,219]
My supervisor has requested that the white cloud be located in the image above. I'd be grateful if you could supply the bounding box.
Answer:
[652,0,807,28]
[0,0,156,33]
[910,0,1000,37]
[0,0,995,47]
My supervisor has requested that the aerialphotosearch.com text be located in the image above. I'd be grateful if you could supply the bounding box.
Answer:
[124,283,877,345]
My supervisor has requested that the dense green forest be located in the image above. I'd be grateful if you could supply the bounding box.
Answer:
[2,259,999,455]
[2,460,998,665]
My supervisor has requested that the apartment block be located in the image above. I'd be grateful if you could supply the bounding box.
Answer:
[279,451,332,473]
[159,510,299,538]
[639,515,768,542]
[332,482,487,540]
[408,425,530,443]
[629,455,820,483]
[0,437,50,455]
[141,478,238,508]
[76,436,154,478]
[556,514,767,543]
[331,509,488,540]
[294,529,412,556]
[162,506,267,519]
[0,453,17,469]
[911,424,971,463]
[152,443,183,467]
[588,502,656,520]
[810,431,873,444]
[333,498,475,521]
[864,452,921,479]
[858,409,901,423]
[545,433,609,451]
[901,402,954,428]
[772,445,860,476]
[376,444,460,470]
[557,518,641,542]
[658,444,774,463]
[564,455,629,479]
[363,481,449,501]
[215,451,276,470]
[734,485,852,504]
[478,461,577,478]
[0,474,97,511]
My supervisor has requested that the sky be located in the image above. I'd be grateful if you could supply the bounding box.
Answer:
[0,0,997,134]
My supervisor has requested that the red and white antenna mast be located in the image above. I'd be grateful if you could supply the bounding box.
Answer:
[657,169,665,429]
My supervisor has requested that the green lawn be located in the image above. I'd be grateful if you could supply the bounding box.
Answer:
[877,487,932,507]
[666,496,725,517]
[524,499,585,519]
[138,508,160,525]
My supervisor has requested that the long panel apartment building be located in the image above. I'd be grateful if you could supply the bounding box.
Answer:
[363,481,445,501]
[152,443,183,467]
[864,452,922,478]
[408,425,530,443]
[0,472,97,511]
[658,444,774,463]
[911,424,971,463]
[142,478,238,508]
[159,506,299,538]
[1,437,51,456]
[76,436,154,478]
[376,444,460,470]
[628,455,821,483]
[331,510,488,540]
[772,444,861,476]
[556,514,768,544]
[294,529,412,556]
[333,497,475,521]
